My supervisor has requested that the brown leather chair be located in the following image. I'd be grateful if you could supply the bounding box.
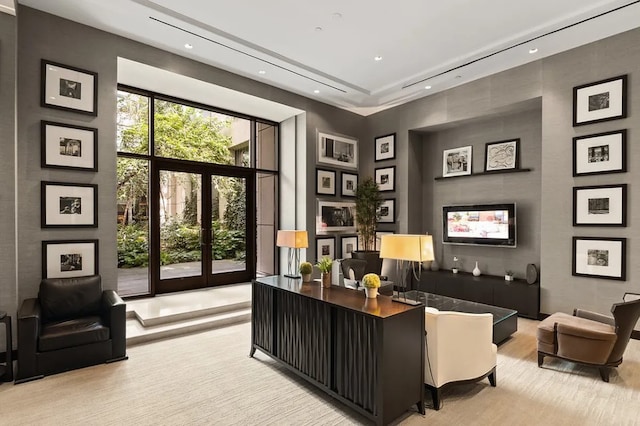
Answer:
[537,293,640,382]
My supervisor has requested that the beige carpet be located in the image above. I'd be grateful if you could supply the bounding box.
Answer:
[1,318,639,425]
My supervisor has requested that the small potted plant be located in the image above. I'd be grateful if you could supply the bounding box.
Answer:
[299,262,313,282]
[362,273,381,298]
[505,270,514,281]
[316,257,333,288]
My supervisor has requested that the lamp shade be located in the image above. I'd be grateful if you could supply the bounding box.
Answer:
[379,234,434,262]
[276,230,309,248]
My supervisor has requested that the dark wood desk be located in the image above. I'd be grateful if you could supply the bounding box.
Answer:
[251,276,425,426]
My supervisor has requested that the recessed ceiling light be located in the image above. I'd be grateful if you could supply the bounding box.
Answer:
[184,43,193,49]
[374,56,383,61]
[315,26,323,31]
[424,85,432,90]
[529,47,538,54]
[455,75,462,79]
[258,70,266,75]
[314,90,320,94]
[332,12,342,19]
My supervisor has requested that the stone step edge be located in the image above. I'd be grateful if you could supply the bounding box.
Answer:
[135,300,251,327]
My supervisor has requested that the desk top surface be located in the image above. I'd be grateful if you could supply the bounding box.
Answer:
[254,275,421,319]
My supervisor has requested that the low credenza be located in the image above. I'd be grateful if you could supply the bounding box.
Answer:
[251,276,425,425]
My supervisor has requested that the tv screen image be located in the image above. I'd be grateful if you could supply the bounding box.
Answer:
[442,204,516,247]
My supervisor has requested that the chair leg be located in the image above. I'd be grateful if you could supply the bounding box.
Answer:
[599,367,610,383]
[537,352,544,367]
[488,368,497,387]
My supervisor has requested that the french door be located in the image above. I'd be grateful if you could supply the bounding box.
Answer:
[152,159,255,294]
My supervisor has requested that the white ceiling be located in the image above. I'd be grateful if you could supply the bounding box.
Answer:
[18,0,640,116]
[0,0,15,15]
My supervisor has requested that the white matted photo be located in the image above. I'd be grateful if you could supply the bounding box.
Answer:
[573,184,626,227]
[41,181,98,228]
[443,146,472,177]
[316,200,356,233]
[317,131,358,169]
[484,139,519,172]
[316,237,336,261]
[316,168,336,196]
[41,60,98,116]
[41,121,98,171]
[341,173,358,197]
[573,75,627,126]
[375,231,394,251]
[341,236,358,259]
[573,237,625,281]
[573,130,626,176]
[42,239,99,279]
[375,166,395,192]
[377,199,395,223]
[375,133,395,161]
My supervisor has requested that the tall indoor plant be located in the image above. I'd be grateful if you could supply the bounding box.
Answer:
[353,177,383,273]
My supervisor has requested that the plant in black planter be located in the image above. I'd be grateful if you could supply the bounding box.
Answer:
[353,177,383,273]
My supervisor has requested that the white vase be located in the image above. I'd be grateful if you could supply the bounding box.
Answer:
[365,287,378,298]
[473,261,481,277]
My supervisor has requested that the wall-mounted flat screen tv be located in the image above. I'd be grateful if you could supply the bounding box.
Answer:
[442,203,516,247]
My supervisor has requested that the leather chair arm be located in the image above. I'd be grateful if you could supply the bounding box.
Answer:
[102,290,127,359]
[557,322,617,341]
[573,309,615,326]
[16,298,41,381]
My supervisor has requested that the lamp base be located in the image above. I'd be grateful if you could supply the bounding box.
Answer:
[391,295,423,306]
[284,274,301,279]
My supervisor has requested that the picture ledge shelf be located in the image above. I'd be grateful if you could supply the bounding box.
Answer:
[434,168,532,181]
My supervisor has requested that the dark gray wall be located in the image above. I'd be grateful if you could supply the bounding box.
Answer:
[0,11,17,349]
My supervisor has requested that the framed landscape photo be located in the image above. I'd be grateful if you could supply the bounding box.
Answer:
[375,133,395,161]
[375,166,395,192]
[41,59,98,116]
[317,131,358,170]
[341,236,358,259]
[41,121,98,171]
[41,181,98,228]
[316,168,336,196]
[316,237,336,261]
[573,130,626,176]
[573,184,626,227]
[484,139,519,172]
[316,200,356,233]
[572,237,626,281]
[341,172,358,197]
[42,239,99,279]
[377,199,395,224]
[443,146,472,177]
[573,75,627,126]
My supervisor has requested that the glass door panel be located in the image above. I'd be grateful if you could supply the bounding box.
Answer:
[211,175,247,274]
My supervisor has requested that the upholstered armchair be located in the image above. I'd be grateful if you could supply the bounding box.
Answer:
[537,294,640,382]
[424,307,497,410]
[340,258,367,280]
[16,275,127,383]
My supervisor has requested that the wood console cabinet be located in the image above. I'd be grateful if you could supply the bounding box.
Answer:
[251,276,425,425]
[412,270,540,319]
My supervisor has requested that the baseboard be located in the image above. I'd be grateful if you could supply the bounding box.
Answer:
[631,330,640,340]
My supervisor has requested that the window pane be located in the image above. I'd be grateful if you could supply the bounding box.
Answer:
[212,176,246,274]
[257,122,277,170]
[117,158,150,296]
[117,91,149,154]
[256,172,277,276]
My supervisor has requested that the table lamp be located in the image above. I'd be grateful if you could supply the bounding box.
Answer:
[276,230,309,279]
[380,234,434,305]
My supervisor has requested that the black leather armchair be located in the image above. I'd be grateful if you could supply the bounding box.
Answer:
[16,275,127,383]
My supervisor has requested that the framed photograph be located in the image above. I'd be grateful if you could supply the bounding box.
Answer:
[317,131,358,170]
[375,231,394,251]
[573,184,626,227]
[377,199,395,224]
[341,172,358,197]
[573,130,626,176]
[341,236,358,259]
[572,237,626,281]
[41,59,98,116]
[573,75,627,126]
[484,139,520,172]
[41,181,98,228]
[316,237,336,261]
[316,200,356,233]
[316,168,336,196]
[41,121,98,171]
[375,166,395,192]
[375,133,396,161]
[443,146,472,177]
[42,239,99,279]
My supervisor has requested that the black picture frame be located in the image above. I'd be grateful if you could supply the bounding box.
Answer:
[316,200,357,233]
[340,236,358,259]
[41,181,98,228]
[41,59,98,116]
[484,139,520,172]
[573,184,626,227]
[572,237,626,281]
[316,168,336,196]
[341,172,358,197]
[42,239,99,279]
[316,237,336,261]
[573,75,627,127]
[377,199,396,224]
[41,121,98,171]
[375,166,395,192]
[375,133,396,161]
[573,129,626,176]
